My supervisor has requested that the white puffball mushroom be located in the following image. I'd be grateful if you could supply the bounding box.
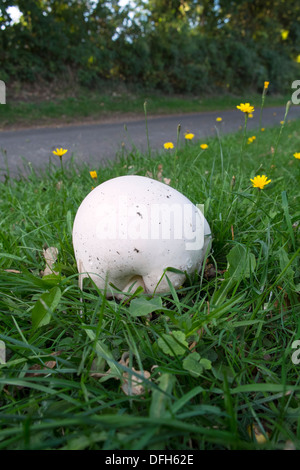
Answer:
[72,175,211,298]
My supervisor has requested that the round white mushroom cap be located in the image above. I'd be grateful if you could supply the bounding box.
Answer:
[72,175,211,297]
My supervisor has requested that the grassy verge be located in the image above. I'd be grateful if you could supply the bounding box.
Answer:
[0,87,292,129]
[0,116,299,450]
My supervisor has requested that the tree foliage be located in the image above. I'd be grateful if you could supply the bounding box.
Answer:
[0,0,299,93]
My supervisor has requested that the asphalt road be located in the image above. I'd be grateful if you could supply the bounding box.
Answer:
[1,104,300,178]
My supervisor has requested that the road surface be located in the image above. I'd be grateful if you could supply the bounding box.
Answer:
[0,104,299,178]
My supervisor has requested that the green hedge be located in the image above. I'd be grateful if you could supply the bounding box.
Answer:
[0,3,299,94]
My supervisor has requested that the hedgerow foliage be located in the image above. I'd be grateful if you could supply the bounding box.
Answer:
[0,0,299,93]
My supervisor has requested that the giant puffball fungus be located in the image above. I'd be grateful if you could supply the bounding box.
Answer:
[73,175,211,297]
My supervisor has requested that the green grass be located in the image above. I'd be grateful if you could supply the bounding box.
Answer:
[0,115,299,450]
[0,88,292,128]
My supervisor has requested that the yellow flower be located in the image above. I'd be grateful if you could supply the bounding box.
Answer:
[293,152,300,160]
[247,136,256,144]
[163,142,174,149]
[264,81,270,89]
[185,133,194,140]
[200,144,208,150]
[280,120,284,125]
[248,113,253,118]
[261,128,265,132]
[236,103,255,114]
[247,424,269,444]
[216,117,222,122]
[250,175,271,190]
[90,170,98,179]
[53,148,68,157]
[281,30,289,40]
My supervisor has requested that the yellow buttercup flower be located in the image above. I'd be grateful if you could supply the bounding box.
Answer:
[247,424,269,444]
[200,144,208,149]
[185,133,194,140]
[237,103,255,114]
[216,117,222,122]
[53,148,68,157]
[261,128,265,132]
[164,142,174,149]
[247,136,256,144]
[90,170,98,179]
[264,81,270,89]
[248,113,253,118]
[293,152,300,160]
[250,175,271,190]
[53,148,68,174]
